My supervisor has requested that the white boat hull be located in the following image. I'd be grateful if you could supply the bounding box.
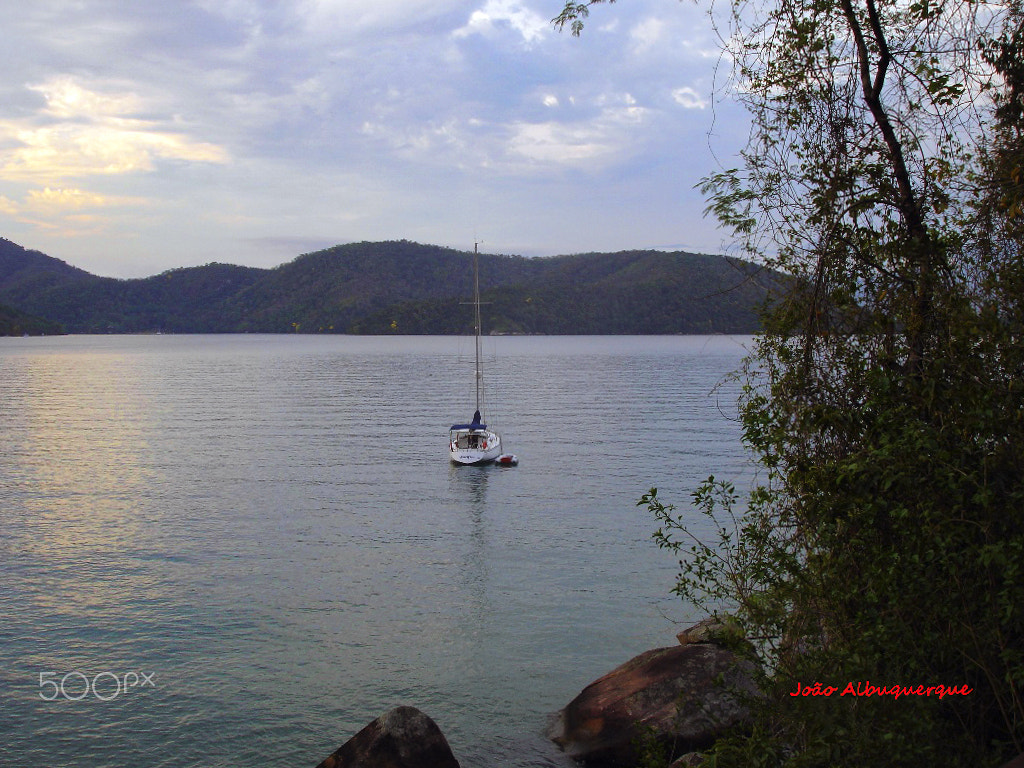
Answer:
[449,428,502,465]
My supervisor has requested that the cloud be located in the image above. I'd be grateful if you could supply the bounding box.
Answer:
[505,121,599,163]
[672,87,709,110]
[0,185,148,242]
[507,93,650,166]
[630,17,666,52]
[2,122,227,180]
[300,0,467,36]
[360,118,468,162]
[2,185,146,217]
[23,187,144,212]
[0,76,229,182]
[454,0,550,44]
[30,77,145,119]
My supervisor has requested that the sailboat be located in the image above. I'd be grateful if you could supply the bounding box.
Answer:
[449,243,509,466]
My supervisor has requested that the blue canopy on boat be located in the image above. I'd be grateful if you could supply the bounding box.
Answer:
[450,410,487,431]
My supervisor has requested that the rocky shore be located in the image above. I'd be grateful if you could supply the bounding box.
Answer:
[313,615,1024,767]
[310,618,758,768]
[313,616,1024,767]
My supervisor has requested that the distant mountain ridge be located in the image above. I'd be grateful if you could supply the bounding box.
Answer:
[0,238,780,334]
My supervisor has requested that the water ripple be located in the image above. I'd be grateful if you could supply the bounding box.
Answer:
[0,334,752,767]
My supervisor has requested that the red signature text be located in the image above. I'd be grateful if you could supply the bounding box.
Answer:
[789,681,973,700]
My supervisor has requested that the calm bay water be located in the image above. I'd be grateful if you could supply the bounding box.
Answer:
[0,334,753,768]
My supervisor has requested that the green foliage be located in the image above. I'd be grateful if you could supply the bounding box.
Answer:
[632,723,672,768]
[0,301,63,335]
[643,480,797,651]
[553,0,613,37]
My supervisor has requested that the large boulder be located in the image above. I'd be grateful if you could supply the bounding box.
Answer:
[314,706,460,768]
[550,644,758,766]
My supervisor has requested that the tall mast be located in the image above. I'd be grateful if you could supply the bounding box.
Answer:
[474,241,482,415]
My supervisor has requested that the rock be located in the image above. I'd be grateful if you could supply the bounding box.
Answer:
[314,706,460,768]
[550,644,758,766]
[1001,755,1024,768]
[668,754,706,768]
[676,617,730,646]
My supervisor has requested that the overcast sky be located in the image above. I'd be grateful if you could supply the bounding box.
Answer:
[0,0,748,278]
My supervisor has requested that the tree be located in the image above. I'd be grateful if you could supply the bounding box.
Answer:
[558,0,1024,764]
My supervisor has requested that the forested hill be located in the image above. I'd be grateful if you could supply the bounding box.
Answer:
[0,302,64,336]
[0,238,780,334]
